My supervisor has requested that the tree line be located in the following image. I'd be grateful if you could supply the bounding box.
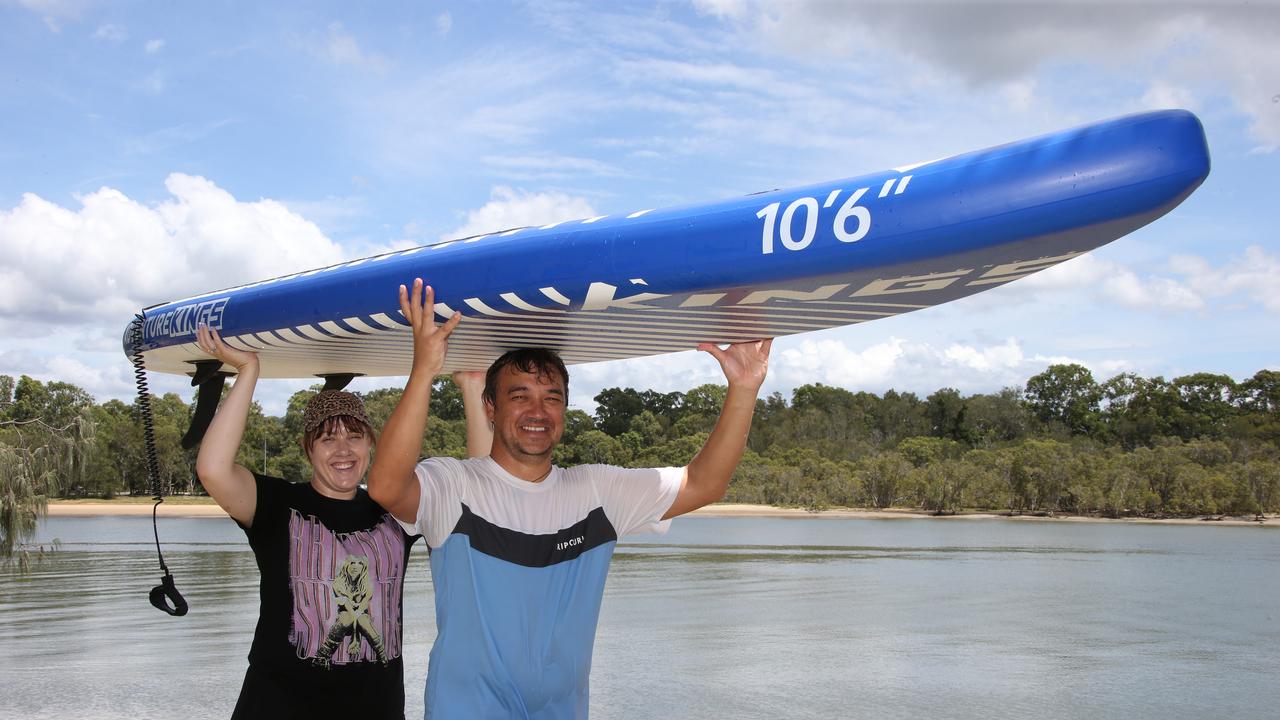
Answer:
[2,363,1278,557]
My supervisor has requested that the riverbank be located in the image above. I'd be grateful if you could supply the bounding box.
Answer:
[695,504,1277,526]
[47,498,1277,526]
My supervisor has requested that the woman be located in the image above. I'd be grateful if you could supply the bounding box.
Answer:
[194,322,489,719]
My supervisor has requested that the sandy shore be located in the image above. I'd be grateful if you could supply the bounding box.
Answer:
[47,499,1276,526]
[692,504,1280,526]
[49,499,230,518]
[691,504,1278,526]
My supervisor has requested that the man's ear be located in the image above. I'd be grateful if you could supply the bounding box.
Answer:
[484,396,496,424]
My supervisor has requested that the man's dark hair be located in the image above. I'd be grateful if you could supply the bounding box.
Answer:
[484,348,569,406]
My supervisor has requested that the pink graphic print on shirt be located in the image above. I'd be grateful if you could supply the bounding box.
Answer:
[287,510,407,664]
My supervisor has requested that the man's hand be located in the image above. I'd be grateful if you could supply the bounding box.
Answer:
[399,278,461,378]
[371,279,462,524]
[452,370,486,396]
[453,370,493,458]
[663,338,772,520]
[697,338,771,391]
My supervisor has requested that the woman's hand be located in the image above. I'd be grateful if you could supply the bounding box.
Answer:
[196,323,259,373]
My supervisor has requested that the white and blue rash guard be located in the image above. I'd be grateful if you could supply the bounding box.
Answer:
[399,456,682,720]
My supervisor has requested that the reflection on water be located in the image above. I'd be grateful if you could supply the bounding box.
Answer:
[2,516,1277,719]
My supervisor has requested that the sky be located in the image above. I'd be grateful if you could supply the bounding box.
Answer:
[0,0,1277,415]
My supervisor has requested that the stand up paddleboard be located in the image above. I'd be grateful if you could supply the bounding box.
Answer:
[124,110,1210,381]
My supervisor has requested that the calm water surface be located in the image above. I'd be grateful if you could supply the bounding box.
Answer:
[2,515,1277,719]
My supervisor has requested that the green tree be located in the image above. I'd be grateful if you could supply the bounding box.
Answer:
[83,400,140,498]
[1101,373,1184,448]
[564,430,627,465]
[896,436,960,468]
[681,384,727,420]
[1009,439,1074,513]
[638,389,684,425]
[959,388,1031,447]
[1025,364,1101,436]
[1171,372,1238,440]
[916,458,977,514]
[0,374,14,413]
[857,452,912,508]
[961,450,1011,509]
[876,390,929,446]
[593,387,646,436]
[925,388,966,441]
[1241,459,1280,517]
[9,376,94,429]
[562,409,595,445]
[1235,370,1280,413]
[362,387,406,433]
[429,377,465,421]
[627,410,665,445]
[1,390,95,566]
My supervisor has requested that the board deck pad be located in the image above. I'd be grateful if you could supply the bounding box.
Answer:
[126,110,1210,379]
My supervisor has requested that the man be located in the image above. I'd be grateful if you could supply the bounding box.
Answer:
[368,279,770,719]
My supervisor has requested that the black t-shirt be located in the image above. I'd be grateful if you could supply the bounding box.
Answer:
[231,474,418,720]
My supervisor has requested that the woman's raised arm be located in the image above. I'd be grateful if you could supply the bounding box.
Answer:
[193,323,260,526]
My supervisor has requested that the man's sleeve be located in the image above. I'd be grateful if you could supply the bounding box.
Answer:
[394,457,463,547]
[594,465,684,537]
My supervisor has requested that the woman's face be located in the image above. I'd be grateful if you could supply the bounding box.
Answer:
[306,423,373,500]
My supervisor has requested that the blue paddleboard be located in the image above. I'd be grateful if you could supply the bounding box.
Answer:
[125,110,1210,379]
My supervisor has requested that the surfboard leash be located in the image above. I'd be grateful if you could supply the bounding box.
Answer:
[129,312,189,617]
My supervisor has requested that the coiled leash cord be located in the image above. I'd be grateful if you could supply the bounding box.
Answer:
[129,313,189,617]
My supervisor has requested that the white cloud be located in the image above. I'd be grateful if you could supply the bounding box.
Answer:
[571,349,725,411]
[1001,78,1038,113]
[773,335,1116,396]
[313,22,388,71]
[1101,272,1205,312]
[360,50,588,175]
[1015,252,1204,312]
[480,154,621,181]
[139,69,164,94]
[46,355,129,396]
[18,0,90,31]
[568,334,1129,410]
[1142,80,1198,111]
[1015,245,1280,317]
[445,186,597,240]
[713,1,1280,151]
[92,22,126,42]
[778,337,907,389]
[0,345,163,405]
[943,338,1026,372]
[0,174,350,330]
[144,38,164,54]
[692,0,748,20]
[1171,245,1280,313]
[436,12,452,35]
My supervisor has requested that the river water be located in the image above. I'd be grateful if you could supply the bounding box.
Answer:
[2,515,1277,719]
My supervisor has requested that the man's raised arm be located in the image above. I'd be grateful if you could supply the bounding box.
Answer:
[662,339,772,520]
[367,279,460,524]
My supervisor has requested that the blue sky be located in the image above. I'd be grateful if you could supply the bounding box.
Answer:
[1,0,1277,414]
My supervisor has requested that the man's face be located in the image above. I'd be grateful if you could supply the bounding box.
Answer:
[486,365,566,462]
